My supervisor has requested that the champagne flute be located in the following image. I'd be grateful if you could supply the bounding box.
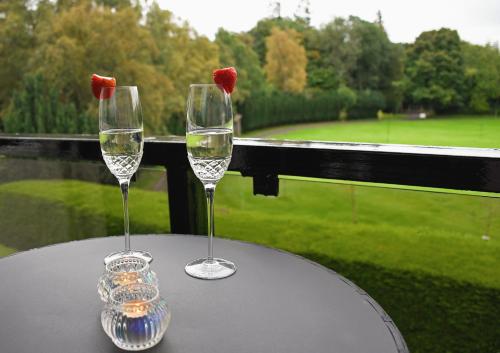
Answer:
[99,86,152,264]
[185,84,237,279]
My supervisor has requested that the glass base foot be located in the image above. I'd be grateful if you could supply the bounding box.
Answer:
[185,258,237,280]
[104,250,153,265]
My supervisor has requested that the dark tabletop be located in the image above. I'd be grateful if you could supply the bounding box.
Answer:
[0,235,408,353]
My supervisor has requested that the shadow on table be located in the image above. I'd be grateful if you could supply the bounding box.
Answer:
[299,252,500,353]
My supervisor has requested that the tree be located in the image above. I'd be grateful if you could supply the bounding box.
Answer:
[349,16,401,92]
[375,10,383,29]
[304,22,345,90]
[306,16,403,104]
[294,0,311,25]
[0,0,35,112]
[264,27,307,93]
[405,28,465,112]
[249,17,309,65]
[269,1,281,18]
[215,29,267,103]
[4,74,91,134]
[306,17,359,90]
[31,2,174,133]
[146,3,219,132]
[462,42,500,114]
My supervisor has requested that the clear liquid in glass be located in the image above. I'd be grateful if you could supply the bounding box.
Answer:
[100,128,144,179]
[187,128,232,183]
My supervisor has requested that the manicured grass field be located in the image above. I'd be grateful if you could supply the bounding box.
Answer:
[0,243,15,257]
[217,175,500,288]
[0,179,169,252]
[251,115,500,148]
[5,178,497,288]
[1,116,500,352]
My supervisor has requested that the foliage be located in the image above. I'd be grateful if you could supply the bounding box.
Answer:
[240,90,340,131]
[166,112,185,136]
[0,1,499,133]
[215,29,267,104]
[249,17,310,65]
[264,27,307,93]
[348,17,402,92]
[146,3,219,132]
[0,0,218,134]
[462,42,500,114]
[240,86,386,132]
[241,86,356,132]
[405,28,465,113]
[306,17,403,95]
[31,2,173,133]
[306,18,358,90]
[348,89,386,119]
[0,0,36,110]
[337,85,357,114]
[4,74,93,133]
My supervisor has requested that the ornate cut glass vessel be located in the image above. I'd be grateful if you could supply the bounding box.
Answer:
[101,283,171,351]
[97,256,158,302]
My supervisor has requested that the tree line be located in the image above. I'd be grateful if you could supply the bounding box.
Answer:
[1,0,499,134]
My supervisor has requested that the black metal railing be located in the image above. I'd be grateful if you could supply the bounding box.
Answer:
[1,134,500,234]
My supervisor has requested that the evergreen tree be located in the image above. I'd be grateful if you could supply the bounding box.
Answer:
[4,74,92,134]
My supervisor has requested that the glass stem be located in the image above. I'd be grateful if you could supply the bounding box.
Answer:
[119,178,131,252]
[205,184,215,262]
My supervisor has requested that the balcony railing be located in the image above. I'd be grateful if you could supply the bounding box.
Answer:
[1,134,499,235]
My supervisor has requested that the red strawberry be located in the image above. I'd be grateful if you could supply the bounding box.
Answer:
[91,74,116,99]
[212,67,237,94]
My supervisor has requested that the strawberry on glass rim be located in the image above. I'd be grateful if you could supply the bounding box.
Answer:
[212,67,237,94]
[91,73,116,99]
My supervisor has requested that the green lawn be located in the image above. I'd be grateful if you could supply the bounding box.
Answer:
[1,116,500,352]
[0,243,15,257]
[217,175,500,289]
[0,179,169,251]
[252,115,500,148]
[0,177,498,288]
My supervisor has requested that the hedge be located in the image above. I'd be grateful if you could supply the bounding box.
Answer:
[240,89,386,132]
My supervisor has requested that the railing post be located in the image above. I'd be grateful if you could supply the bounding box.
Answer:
[166,165,207,235]
[252,173,279,196]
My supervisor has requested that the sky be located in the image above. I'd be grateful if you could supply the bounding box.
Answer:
[157,0,500,45]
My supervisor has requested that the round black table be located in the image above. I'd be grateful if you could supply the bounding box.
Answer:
[0,235,408,353]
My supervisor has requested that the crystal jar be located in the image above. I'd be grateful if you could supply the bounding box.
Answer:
[97,256,158,302]
[101,283,171,351]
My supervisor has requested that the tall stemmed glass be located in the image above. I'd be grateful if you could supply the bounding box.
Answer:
[99,86,152,264]
[185,84,237,279]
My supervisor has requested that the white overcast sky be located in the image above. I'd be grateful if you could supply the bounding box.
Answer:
[157,0,500,45]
